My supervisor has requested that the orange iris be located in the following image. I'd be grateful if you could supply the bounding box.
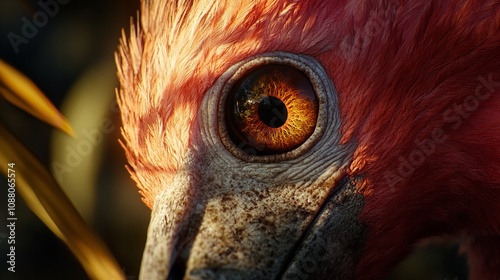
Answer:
[225,64,318,155]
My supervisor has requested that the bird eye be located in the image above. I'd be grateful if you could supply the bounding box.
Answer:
[224,64,319,155]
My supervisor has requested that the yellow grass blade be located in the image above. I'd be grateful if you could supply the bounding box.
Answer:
[0,124,124,280]
[0,60,74,136]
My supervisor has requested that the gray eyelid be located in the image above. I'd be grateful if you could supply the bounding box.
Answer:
[201,51,342,163]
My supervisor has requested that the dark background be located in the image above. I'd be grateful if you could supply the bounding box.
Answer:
[0,1,148,279]
[0,1,468,279]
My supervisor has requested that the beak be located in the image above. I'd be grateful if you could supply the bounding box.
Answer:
[279,176,367,279]
[139,173,197,280]
[139,171,367,280]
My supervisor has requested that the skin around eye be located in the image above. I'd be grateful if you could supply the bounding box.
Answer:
[225,64,318,155]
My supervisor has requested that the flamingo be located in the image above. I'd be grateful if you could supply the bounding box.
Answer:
[116,0,500,279]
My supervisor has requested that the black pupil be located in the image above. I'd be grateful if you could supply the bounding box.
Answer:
[258,96,287,128]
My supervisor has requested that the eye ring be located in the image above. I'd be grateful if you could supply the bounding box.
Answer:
[217,52,331,162]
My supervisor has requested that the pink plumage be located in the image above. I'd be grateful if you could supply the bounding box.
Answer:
[117,0,500,278]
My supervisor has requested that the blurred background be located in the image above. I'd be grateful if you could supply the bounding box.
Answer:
[0,0,468,279]
[0,1,148,279]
